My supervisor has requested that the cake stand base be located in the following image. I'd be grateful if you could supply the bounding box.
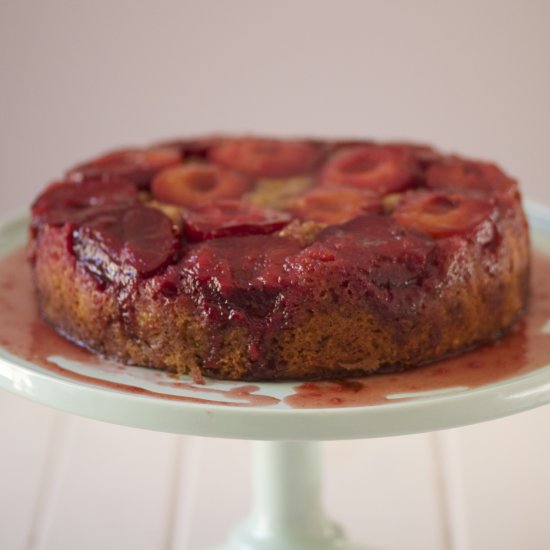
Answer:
[214,441,366,550]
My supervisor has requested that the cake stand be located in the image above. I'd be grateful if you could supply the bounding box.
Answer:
[1,202,550,550]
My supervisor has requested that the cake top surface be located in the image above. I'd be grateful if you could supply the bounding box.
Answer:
[32,135,519,283]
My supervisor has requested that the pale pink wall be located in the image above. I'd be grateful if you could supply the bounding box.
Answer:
[1,0,549,216]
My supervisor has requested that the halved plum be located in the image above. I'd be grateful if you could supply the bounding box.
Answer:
[426,157,518,200]
[32,180,139,226]
[67,146,182,189]
[121,207,181,276]
[209,137,321,178]
[151,163,251,208]
[393,191,495,239]
[288,187,382,224]
[319,145,418,195]
[73,205,180,279]
[182,200,292,242]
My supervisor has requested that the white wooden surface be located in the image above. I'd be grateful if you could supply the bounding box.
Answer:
[2,387,550,550]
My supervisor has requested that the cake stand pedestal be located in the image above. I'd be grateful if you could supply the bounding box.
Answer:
[217,441,354,550]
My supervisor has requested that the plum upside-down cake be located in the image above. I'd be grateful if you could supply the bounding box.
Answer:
[29,136,530,381]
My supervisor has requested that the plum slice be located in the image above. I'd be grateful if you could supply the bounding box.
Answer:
[393,191,494,239]
[320,145,418,195]
[32,180,138,226]
[181,234,302,321]
[288,187,382,224]
[209,137,321,178]
[182,200,291,242]
[152,163,251,208]
[426,157,518,199]
[67,146,182,189]
[286,215,438,291]
[73,205,179,279]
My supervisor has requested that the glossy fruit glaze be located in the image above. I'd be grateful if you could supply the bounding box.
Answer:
[0,247,548,408]
[29,136,527,377]
[31,136,519,282]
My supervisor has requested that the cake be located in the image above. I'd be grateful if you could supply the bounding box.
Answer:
[28,136,530,381]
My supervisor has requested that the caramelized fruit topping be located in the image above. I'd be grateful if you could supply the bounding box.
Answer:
[151,164,251,208]
[32,181,138,226]
[288,187,382,224]
[182,200,291,242]
[426,157,518,199]
[73,205,179,279]
[35,140,519,293]
[210,137,321,178]
[181,234,302,321]
[393,191,494,239]
[67,146,182,188]
[320,145,418,195]
[287,215,438,291]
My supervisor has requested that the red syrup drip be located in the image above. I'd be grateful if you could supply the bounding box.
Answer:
[285,254,550,408]
[1,247,550,410]
[0,247,277,408]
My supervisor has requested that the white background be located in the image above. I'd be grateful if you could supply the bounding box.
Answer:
[1,1,550,549]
